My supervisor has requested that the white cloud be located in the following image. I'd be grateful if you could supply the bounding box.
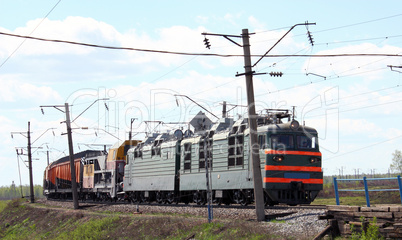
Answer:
[248,16,266,30]
[0,78,61,103]
[224,13,242,26]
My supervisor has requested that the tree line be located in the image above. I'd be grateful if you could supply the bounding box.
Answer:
[0,183,43,200]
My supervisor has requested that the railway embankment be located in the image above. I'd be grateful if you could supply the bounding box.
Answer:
[0,199,327,239]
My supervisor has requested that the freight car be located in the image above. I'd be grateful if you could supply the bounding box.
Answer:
[123,109,323,206]
[43,140,139,200]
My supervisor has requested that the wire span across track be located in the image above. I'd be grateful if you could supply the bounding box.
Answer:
[0,31,401,58]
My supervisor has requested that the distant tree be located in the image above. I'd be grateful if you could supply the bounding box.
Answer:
[0,184,43,200]
[390,150,402,174]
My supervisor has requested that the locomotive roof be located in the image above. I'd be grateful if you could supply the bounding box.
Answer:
[48,150,104,168]
[259,121,318,134]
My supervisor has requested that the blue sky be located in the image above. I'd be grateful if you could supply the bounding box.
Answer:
[1,0,402,187]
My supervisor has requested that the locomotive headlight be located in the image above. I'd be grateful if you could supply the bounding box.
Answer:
[290,120,299,130]
[273,156,284,162]
[310,157,321,163]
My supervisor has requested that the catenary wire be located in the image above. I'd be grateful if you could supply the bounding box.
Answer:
[0,31,401,58]
[0,0,62,69]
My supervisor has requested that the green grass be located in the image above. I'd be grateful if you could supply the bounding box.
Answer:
[0,200,290,240]
[314,196,373,206]
[169,222,271,240]
[269,219,287,224]
[0,200,10,213]
[56,216,119,240]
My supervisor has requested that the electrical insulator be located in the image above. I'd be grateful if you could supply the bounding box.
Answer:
[269,72,283,77]
[203,37,211,49]
[307,31,314,46]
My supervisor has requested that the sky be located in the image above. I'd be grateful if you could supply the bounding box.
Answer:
[1,0,402,187]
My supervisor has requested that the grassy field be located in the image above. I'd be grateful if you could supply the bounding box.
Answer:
[314,177,402,206]
[0,199,294,240]
[313,196,370,206]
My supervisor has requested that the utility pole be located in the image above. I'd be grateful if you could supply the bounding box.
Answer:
[11,123,35,203]
[65,103,79,210]
[15,151,24,198]
[40,98,108,210]
[241,29,265,222]
[27,122,34,203]
[202,23,314,222]
[204,135,213,223]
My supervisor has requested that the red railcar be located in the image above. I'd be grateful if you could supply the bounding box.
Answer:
[43,150,104,199]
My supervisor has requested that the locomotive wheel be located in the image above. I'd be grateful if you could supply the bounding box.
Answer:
[129,192,138,203]
[156,192,163,204]
[193,191,206,205]
[140,192,149,203]
[166,192,175,204]
[233,190,248,206]
[213,198,222,205]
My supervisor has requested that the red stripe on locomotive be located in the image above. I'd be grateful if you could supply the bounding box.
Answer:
[264,177,323,184]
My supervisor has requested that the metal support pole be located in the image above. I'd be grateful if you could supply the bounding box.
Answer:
[65,103,79,209]
[129,118,137,141]
[15,151,24,198]
[47,150,49,166]
[333,177,340,205]
[397,175,402,205]
[363,176,370,207]
[204,136,213,223]
[27,122,34,203]
[241,28,265,222]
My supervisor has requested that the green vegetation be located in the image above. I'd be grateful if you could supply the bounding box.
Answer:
[390,150,402,174]
[314,196,371,206]
[314,174,402,206]
[0,199,290,240]
[0,184,43,200]
[351,217,384,240]
[57,216,119,240]
[0,201,9,213]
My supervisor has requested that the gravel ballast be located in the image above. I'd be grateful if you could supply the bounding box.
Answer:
[37,199,328,238]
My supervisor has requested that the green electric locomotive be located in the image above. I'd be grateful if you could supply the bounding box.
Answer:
[123,109,322,206]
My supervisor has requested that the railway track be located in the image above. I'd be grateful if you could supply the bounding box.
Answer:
[45,197,327,211]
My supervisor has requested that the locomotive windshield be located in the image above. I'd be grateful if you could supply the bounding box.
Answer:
[296,135,317,150]
[270,135,294,150]
[269,134,318,151]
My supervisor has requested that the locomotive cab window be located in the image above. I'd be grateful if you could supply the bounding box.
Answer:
[270,134,294,150]
[296,135,317,150]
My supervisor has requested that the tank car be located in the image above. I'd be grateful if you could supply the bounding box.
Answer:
[43,150,104,199]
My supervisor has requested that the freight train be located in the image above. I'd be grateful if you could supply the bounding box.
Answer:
[43,109,323,206]
[43,140,139,200]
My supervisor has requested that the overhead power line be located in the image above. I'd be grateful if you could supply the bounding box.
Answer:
[315,13,402,34]
[0,0,62,69]
[0,31,401,58]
